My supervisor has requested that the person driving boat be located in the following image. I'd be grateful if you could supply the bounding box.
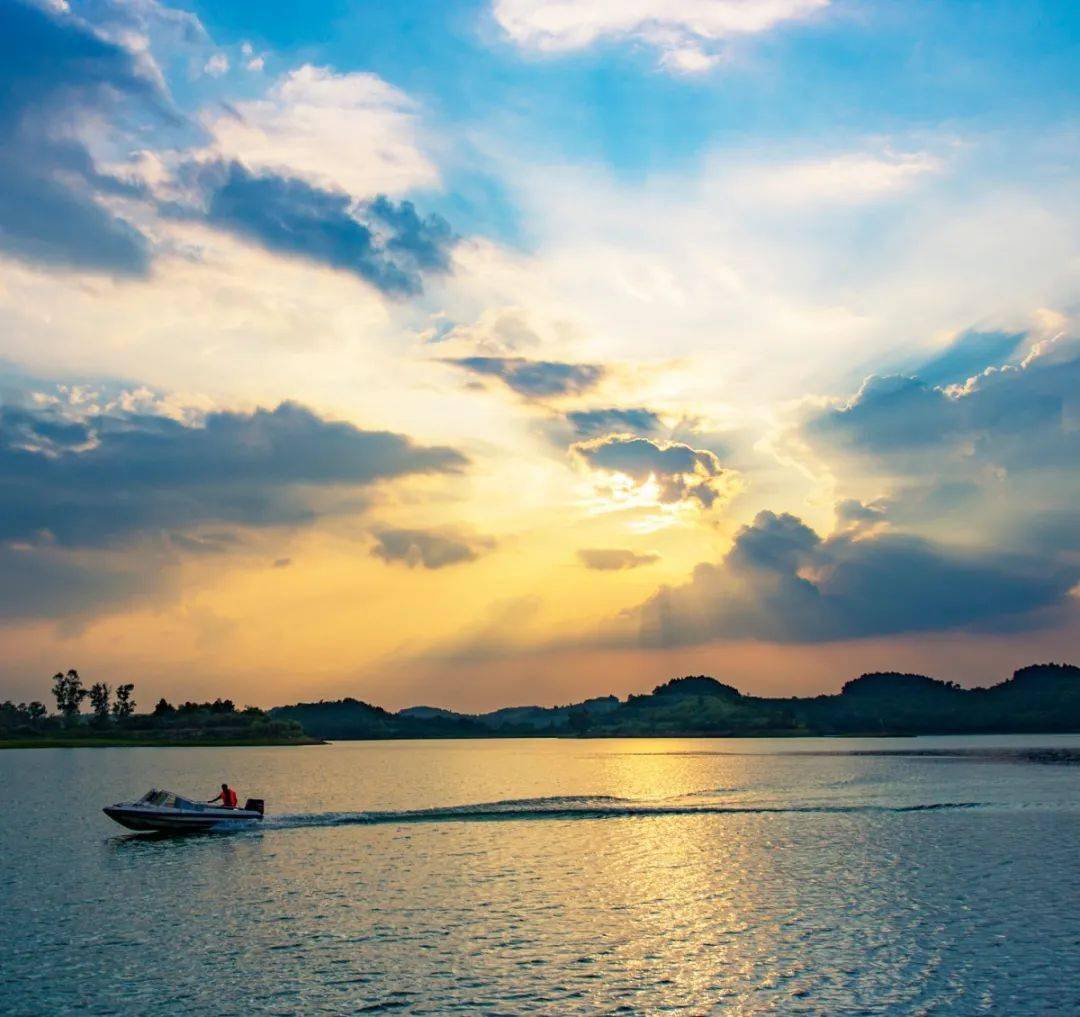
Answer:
[208,783,238,808]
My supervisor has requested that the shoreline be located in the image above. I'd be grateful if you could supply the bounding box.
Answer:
[0,736,325,749]
[5,729,1079,748]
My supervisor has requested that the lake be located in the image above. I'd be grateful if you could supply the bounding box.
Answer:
[2,736,1078,1014]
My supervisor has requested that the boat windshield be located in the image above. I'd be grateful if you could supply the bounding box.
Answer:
[136,789,202,810]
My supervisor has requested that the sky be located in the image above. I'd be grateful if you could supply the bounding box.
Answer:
[0,0,1077,710]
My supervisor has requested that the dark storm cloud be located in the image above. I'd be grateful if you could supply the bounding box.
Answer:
[371,529,494,570]
[0,0,166,274]
[565,407,662,438]
[0,399,467,547]
[444,357,606,398]
[572,434,727,507]
[191,162,456,296]
[578,548,660,571]
[631,511,1074,647]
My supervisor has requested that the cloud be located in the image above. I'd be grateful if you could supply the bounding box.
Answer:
[834,498,887,530]
[0,544,147,620]
[421,307,543,355]
[792,330,1080,563]
[75,0,208,55]
[578,548,659,570]
[629,510,1076,646]
[0,396,467,547]
[726,150,943,206]
[0,9,451,293]
[805,374,953,453]
[492,0,829,72]
[187,161,455,296]
[202,64,437,198]
[0,0,169,274]
[565,407,662,438]
[571,434,729,507]
[203,52,229,77]
[804,333,1079,470]
[911,329,1027,387]
[445,356,605,398]
[371,528,495,570]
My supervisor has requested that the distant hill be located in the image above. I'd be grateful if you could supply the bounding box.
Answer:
[399,706,462,721]
[270,697,484,740]
[479,696,620,732]
[275,695,621,739]
[649,676,742,699]
[270,663,1080,740]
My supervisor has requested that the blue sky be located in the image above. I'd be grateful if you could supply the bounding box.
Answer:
[0,0,1076,708]
[178,0,1080,169]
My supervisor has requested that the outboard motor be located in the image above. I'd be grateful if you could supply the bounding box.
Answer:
[243,798,265,816]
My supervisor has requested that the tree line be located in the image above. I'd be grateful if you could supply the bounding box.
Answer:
[1,670,311,743]
[51,669,135,724]
[2,669,135,733]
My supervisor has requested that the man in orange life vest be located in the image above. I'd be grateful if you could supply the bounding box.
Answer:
[209,783,238,808]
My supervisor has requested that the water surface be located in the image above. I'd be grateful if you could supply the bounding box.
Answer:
[2,735,1078,1014]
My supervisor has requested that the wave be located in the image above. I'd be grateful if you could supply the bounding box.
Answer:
[263,796,985,830]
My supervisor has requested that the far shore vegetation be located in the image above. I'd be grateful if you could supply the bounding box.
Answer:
[0,670,320,748]
[3,662,1078,748]
[269,663,1080,741]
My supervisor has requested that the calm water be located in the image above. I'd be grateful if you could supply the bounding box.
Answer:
[2,736,1078,1015]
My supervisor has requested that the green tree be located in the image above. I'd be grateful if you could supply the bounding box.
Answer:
[88,682,112,724]
[567,707,592,734]
[152,697,175,717]
[112,683,136,719]
[51,670,87,723]
[0,701,24,732]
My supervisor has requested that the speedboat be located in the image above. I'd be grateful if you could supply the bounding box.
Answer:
[103,788,264,833]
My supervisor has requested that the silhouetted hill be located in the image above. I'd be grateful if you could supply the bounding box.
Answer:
[786,664,1080,736]
[840,672,960,697]
[479,696,620,732]
[390,697,623,734]
[270,697,484,740]
[650,676,742,699]
[269,664,1080,740]
[399,706,461,721]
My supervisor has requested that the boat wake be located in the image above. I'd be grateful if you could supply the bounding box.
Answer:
[264,795,985,830]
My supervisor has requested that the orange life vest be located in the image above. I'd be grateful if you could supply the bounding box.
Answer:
[223,787,237,807]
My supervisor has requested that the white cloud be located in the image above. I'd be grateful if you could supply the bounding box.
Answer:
[202,65,439,198]
[425,128,1079,457]
[240,40,265,71]
[203,52,229,77]
[724,149,945,205]
[659,40,721,73]
[492,0,828,71]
